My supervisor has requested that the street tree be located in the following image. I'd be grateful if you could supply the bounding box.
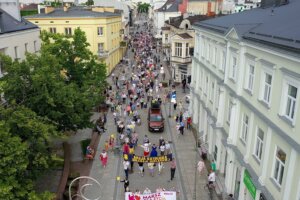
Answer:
[0,28,107,131]
[0,120,55,200]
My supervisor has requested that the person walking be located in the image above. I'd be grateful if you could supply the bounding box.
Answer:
[99,150,108,168]
[158,162,164,175]
[187,116,192,130]
[120,178,130,192]
[173,101,177,111]
[123,159,130,179]
[109,135,115,152]
[148,162,155,177]
[169,158,176,182]
[159,142,166,156]
[138,162,144,177]
[179,121,185,135]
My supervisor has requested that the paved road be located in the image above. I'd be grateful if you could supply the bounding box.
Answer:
[83,13,218,200]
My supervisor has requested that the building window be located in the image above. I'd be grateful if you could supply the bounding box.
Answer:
[214,145,218,161]
[246,64,255,92]
[210,81,215,102]
[97,27,103,36]
[34,41,37,52]
[272,147,286,186]
[263,73,272,104]
[14,46,19,60]
[64,27,72,36]
[240,114,249,143]
[254,128,264,162]
[285,84,297,120]
[215,87,219,110]
[25,43,28,53]
[205,76,209,94]
[165,34,168,42]
[230,56,237,80]
[227,101,232,124]
[175,42,182,57]
[185,43,189,57]
[98,43,104,52]
[49,27,56,33]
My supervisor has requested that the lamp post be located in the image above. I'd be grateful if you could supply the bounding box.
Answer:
[69,176,102,200]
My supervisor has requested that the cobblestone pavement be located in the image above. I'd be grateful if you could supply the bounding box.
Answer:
[83,13,219,200]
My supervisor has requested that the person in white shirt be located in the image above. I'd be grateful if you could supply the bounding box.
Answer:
[159,143,166,156]
[143,187,151,194]
[208,169,216,186]
[123,160,130,179]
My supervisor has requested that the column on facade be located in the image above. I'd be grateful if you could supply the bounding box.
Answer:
[227,98,240,145]
[258,127,272,185]
[236,46,246,95]
[224,43,230,84]
[216,86,226,127]
[225,148,237,194]
[282,148,297,200]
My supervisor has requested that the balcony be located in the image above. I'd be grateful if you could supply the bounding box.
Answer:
[97,50,109,58]
[171,56,192,64]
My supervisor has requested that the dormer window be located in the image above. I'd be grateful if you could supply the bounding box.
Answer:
[185,24,188,29]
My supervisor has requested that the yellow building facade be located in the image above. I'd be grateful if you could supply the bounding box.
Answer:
[26,6,124,74]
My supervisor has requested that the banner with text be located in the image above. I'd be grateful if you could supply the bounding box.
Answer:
[131,155,172,163]
[125,191,176,200]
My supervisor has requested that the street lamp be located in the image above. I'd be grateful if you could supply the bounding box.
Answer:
[69,176,102,200]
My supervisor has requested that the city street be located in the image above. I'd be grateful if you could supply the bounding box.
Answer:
[83,13,215,200]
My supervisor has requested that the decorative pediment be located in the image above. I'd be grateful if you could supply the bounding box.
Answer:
[225,27,240,41]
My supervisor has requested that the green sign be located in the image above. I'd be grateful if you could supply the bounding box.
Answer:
[243,170,256,199]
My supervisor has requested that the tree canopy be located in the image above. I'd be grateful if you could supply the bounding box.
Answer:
[1,28,107,131]
[0,27,107,199]
[137,3,151,13]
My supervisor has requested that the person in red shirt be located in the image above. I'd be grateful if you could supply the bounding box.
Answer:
[187,117,192,130]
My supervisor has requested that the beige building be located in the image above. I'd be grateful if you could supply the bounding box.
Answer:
[161,15,211,83]
[26,6,124,74]
[187,0,219,15]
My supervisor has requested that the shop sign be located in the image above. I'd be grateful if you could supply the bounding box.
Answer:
[243,170,256,199]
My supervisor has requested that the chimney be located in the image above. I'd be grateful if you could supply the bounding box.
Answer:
[45,6,54,14]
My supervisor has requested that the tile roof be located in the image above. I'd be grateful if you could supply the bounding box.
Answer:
[0,8,38,35]
[177,33,193,39]
[157,0,181,12]
[194,0,300,52]
[166,15,213,28]
[25,6,121,19]
[161,26,171,30]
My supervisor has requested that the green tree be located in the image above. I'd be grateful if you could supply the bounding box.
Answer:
[0,28,107,131]
[137,3,150,13]
[0,120,55,200]
[86,0,94,6]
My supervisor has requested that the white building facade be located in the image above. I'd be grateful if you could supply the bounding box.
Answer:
[190,1,300,200]
[0,8,40,78]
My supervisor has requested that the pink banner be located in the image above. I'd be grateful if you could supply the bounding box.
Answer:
[125,191,176,200]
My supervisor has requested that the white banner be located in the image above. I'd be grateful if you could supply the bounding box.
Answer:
[125,191,176,200]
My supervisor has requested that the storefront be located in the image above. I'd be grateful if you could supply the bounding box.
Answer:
[243,169,256,200]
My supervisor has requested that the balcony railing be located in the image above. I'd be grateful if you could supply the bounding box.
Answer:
[171,56,192,63]
[97,50,109,58]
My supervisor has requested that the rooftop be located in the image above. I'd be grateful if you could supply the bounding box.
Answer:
[0,8,38,35]
[194,0,300,52]
[25,6,121,19]
[166,15,214,28]
[177,33,193,39]
[157,0,181,12]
